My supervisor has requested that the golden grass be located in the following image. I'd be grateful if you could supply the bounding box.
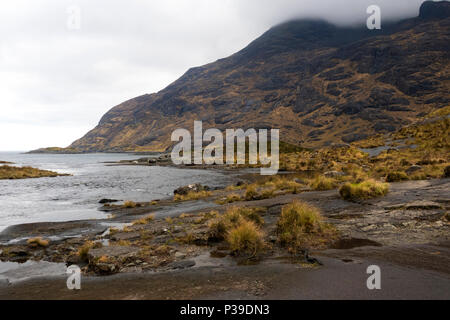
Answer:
[226,220,265,257]
[132,214,155,225]
[174,190,212,201]
[77,241,95,261]
[123,200,138,208]
[0,165,67,180]
[339,179,389,201]
[309,176,338,191]
[244,184,258,201]
[27,237,50,248]
[386,171,408,182]
[216,193,242,204]
[277,201,329,251]
[208,206,265,241]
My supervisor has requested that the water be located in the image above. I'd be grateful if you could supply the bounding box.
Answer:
[0,152,233,232]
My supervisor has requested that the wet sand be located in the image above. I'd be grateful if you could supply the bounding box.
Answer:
[1,244,449,300]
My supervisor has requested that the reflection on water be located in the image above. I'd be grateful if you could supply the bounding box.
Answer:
[0,152,233,230]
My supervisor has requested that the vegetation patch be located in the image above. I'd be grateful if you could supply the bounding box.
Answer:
[174,190,212,201]
[226,220,265,257]
[277,201,330,251]
[27,237,50,248]
[386,171,409,182]
[132,214,155,225]
[339,179,389,201]
[309,175,338,191]
[0,165,68,180]
[123,200,140,208]
[208,206,265,242]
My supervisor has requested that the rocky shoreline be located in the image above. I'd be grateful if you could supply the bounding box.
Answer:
[0,173,449,299]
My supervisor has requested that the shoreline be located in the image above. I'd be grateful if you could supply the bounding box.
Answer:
[1,175,449,299]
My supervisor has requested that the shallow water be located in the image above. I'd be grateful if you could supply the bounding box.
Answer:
[0,260,66,283]
[0,152,233,231]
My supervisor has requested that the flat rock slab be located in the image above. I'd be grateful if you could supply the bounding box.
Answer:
[88,246,139,259]
[385,201,443,211]
[405,201,443,210]
[168,260,196,269]
[111,232,141,241]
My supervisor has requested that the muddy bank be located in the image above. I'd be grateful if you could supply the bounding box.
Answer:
[1,245,449,300]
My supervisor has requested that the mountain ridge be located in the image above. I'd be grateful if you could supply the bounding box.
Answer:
[35,1,450,153]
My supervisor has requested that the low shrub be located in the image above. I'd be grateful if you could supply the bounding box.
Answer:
[226,220,265,257]
[174,190,212,201]
[339,179,389,201]
[123,200,138,208]
[277,201,323,250]
[309,176,337,191]
[132,214,155,225]
[386,171,408,182]
[208,207,265,241]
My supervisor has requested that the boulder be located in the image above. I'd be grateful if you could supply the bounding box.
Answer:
[99,198,120,204]
[174,184,210,196]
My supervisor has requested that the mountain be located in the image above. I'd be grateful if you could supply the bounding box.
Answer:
[65,1,449,152]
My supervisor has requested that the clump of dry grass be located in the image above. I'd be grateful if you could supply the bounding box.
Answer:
[208,206,265,241]
[174,190,212,201]
[386,171,408,182]
[309,176,338,191]
[77,241,95,261]
[339,179,389,201]
[244,184,258,201]
[226,220,265,257]
[27,237,50,248]
[216,193,241,204]
[123,200,139,208]
[132,214,155,225]
[277,201,324,251]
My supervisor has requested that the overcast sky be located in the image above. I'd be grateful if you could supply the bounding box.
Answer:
[0,0,427,151]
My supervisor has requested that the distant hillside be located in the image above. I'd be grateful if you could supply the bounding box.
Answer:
[48,1,450,153]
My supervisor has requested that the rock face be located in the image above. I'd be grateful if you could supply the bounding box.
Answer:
[66,1,449,152]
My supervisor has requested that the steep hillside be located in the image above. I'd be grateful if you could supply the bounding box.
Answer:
[66,1,449,152]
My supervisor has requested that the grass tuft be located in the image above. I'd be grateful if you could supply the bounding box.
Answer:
[226,220,265,257]
[27,237,50,248]
[339,179,389,201]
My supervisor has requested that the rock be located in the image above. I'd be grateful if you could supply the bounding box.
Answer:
[324,171,346,178]
[268,236,277,243]
[406,165,422,174]
[175,251,187,259]
[111,232,141,241]
[95,263,116,274]
[174,183,210,196]
[168,260,195,269]
[88,246,139,260]
[99,198,120,204]
[405,201,443,210]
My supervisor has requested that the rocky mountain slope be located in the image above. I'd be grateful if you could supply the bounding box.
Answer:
[65,1,449,152]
